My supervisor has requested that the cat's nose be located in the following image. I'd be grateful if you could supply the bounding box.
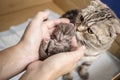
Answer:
[76,26,87,32]
[76,28,81,32]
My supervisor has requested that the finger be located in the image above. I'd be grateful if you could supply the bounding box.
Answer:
[21,11,50,48]
[65,46,85,62]
[27,60,43,71]
[43,46,85,76]
[24,11,50,37]
[43,18,70,29]
[48,28,55,35]
[32,11,50,26]
[71,36,78,48]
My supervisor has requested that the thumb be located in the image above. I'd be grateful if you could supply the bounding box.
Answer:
[66,46,85,62]
[50,46,85,78]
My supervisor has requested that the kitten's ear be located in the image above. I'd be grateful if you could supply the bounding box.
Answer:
[114,19,120,34]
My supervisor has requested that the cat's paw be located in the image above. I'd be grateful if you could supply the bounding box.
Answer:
[77,64,90,80]
[63,73,73,80]
[80,72,89,80]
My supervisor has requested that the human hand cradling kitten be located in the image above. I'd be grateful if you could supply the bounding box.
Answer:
[19,11,71,61]
[20,38,85,80]
[20,11,85,80]
[0,11,85,80]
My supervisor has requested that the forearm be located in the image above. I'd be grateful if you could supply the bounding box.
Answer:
[19,70,53,80]
[19,62,56,80]
[19,43,84,80]
[0,43,38,79]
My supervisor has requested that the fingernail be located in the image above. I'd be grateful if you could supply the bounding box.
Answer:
[81,46,86,50]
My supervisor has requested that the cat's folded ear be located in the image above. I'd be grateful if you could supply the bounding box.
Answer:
[114,19,120,34]
[92,0,100,2]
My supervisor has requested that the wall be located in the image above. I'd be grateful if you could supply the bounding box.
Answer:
[0,0,51,16]
[0,0,64,31]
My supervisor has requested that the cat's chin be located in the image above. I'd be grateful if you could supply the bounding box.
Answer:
[76,32,90,48]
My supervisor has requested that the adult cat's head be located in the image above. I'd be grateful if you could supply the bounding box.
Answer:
[76,18,120,51]
[61,0,120,51]
[75,0,120,51]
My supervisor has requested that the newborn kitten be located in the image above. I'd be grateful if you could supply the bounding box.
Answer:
[61,0,120,80]
[39,23,75,60]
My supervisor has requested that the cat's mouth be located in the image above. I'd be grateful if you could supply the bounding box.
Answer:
[76,32,104,50]
[78,39,94,50]
[76,32,89,48]
[78,39,102,50]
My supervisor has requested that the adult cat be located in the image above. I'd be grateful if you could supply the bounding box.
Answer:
[39,0,120,80]
[61,0,120,80]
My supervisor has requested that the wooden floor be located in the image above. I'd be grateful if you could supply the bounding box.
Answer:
[0,0,64,32]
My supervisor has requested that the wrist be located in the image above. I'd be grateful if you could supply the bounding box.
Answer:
[36,63,59,80]
[16,41,39,63]
[20,64,54,80]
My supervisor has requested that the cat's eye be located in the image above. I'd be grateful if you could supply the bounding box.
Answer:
[87,28,94,34]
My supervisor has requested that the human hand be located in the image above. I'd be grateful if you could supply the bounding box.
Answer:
[0,11,70,80]
[17,11,70,62]
[20,36,85,80]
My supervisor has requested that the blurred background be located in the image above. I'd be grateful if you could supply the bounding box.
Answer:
[0,0,120,79]
[0,0,120,59]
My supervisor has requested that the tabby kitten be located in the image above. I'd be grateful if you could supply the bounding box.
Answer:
[61,0,120,80]
[39,23,76,60]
